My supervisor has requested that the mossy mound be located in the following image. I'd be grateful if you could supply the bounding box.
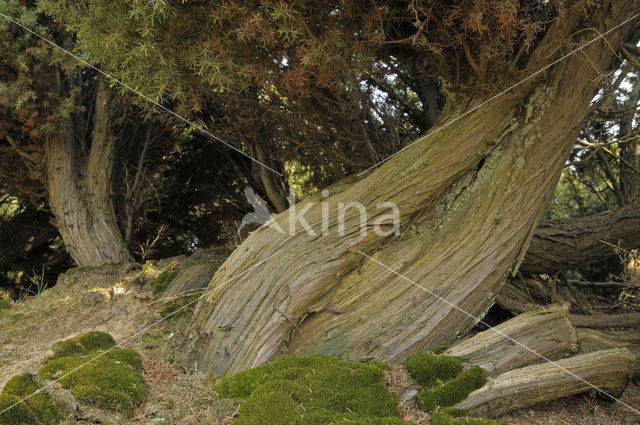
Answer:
[405,351,463,387]
[405,351,507,425]
[214,354,411,425]
[0,373,60,425]
[416,366,486,412]
[48,331,116,360]
[0,393,38,425]
[37,332,146,417]
[152,268,179,296]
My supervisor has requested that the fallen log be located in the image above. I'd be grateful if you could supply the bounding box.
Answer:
[522,205,640,274]
[570,312,640,328]
[495,278,545,314]
[445,304,578,375]
[455,348,636,417]
[578,328,640,378]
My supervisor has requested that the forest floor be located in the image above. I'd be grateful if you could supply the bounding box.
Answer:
[1,263,639,424]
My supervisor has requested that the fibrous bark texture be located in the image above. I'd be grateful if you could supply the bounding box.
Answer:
[444,305,578,375]
[523,206,640,274]
[579,328,640,378]
[46,76,130,266]
[456,348,635,417]
[185,1,637,376]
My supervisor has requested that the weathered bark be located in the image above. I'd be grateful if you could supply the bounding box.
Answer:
[163,247,232,299]
[46,76,131,266]
[184,2,636,376]
[523,205,640,274]
[571,313,640,329]
[444,305,578,375]
[579,328,640,378]
[496,278,640,326]
[455,348,635,417]
[495,278,552,314]
[496,279,640,376]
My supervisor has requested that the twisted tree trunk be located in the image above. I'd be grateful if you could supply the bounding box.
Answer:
[184,1,637,376]
[46,76,130,266]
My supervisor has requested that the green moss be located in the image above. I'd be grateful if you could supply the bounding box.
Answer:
[205,246,233,264]
[37,332,146,417]
[0,373,60,425]
[0,393,38,425]
[406,352,463,387]
[142,330,172,346]
[0,299,12,311]
[132,275,146,286]
[239,380,304,425]
[329,417,409,425]
[152,268,179,296]
[215,354,412,425]
[159,294,199,320]
[63,266,85,275]
[141,260,157,273]
[405,351,501,424]
[417,366,486,413]
[431,346,448,355]
[49,331,116,360]
[440,407,468,417]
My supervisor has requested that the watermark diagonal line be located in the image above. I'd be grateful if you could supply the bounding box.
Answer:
[0,247,285,417]
[357,249,640,415]
[0,12,283,177]
[358,12,640,176]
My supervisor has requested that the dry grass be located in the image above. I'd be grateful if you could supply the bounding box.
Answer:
[0,264,152,389]
[500,380,640,425]
[131,354,236,425]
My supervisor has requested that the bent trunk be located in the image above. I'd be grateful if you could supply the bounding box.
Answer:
[184,2,635,375]
[47,76,130,266]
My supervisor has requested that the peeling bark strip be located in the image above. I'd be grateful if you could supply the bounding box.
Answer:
[444,305,578,375]
[455,349,636,417]
[46,76,130,266]
[523,205,640,274]
[185,2,638,376]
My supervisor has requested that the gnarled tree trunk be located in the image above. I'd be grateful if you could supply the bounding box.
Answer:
[184,2,637,376]
[46,75,130,267]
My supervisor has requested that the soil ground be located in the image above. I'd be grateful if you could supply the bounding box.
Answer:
[1,264,639,424]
